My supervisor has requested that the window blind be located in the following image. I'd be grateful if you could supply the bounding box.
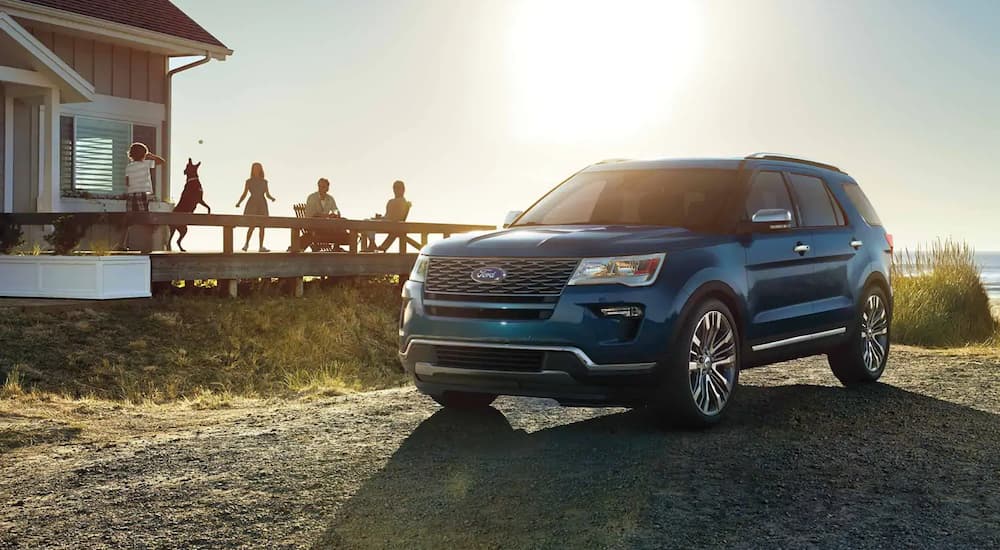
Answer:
[71,117,132,195]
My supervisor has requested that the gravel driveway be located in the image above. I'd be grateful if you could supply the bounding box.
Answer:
[2,347,999,549]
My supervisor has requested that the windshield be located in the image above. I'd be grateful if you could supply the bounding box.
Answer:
[513,168,739,232]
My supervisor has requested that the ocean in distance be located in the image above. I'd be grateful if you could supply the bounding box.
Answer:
[977,252,1000,302]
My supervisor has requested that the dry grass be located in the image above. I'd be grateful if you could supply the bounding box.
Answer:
[892,239,998,347]
[1,366,25,399]
[0,279,406,403]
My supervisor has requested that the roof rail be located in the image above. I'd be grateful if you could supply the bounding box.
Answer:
[744,153,844,173]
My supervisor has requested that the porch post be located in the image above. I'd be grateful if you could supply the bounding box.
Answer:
[3,93,11,213]
[38,86,59,213]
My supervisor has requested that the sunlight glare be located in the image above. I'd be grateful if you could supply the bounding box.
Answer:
[507,0,702,144]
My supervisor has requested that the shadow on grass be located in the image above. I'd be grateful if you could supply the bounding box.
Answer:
[0,422,82,453]
[316,383,1000,549]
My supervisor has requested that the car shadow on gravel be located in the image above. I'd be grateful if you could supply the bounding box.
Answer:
[316,383,1000,549]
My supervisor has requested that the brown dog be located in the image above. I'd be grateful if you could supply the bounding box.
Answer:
[168,159,211,252]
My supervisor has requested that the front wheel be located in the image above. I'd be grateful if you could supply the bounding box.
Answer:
[650,298,740,429]
[828,286,891,386]
[431,391,497,409]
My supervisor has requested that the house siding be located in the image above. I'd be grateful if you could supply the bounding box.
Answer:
[0,85,4,211]
[12,100,38,213]
[20,24,168,105]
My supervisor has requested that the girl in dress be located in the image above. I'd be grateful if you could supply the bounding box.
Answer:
[235,162,276,252]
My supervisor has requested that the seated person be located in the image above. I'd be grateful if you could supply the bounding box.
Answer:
[300,178,350,250]
[361,180,413,251]
[306,178,340,218]
[383,180,411,221]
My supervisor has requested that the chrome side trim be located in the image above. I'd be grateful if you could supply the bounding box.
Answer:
[751,327,847,352]
[401,338,656,373]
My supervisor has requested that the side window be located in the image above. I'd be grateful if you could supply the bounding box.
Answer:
[842,183,883,226]
[787,173,841,227]
[745,171,796,227]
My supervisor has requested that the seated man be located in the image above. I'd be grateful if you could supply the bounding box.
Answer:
[306,178,340,218]
[301,178,350,251]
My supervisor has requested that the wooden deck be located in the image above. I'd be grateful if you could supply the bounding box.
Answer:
[148,251,418,281]
[2,212,494,297]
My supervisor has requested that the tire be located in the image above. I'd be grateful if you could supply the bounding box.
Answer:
[431,391,498,409]
[649,298,741,429]
[828,285,891,386]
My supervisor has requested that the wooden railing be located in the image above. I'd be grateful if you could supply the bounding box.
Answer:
[0,212,495,254]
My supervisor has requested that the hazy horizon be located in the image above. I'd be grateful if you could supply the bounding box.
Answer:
[168,0,1000,252]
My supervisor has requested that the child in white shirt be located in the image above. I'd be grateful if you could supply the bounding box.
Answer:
[125,142,165,212]
[122,142,165,252]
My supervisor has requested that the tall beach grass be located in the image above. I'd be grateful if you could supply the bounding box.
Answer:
[891,239,997,347]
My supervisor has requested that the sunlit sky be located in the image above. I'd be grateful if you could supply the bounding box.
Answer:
[169,0,1000,251]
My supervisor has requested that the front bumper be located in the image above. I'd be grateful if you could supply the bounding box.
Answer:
[399,339,660,407]
[398,278,679,405]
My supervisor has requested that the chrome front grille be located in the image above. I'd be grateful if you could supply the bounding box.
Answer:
[424,257,580,296]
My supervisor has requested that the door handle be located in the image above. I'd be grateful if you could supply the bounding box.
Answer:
[850,239,863,250]
[793,243,810,255]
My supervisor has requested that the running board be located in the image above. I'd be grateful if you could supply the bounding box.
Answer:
[751,327,847,352]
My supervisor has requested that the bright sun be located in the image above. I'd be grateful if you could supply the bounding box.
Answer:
[507,0,702,144]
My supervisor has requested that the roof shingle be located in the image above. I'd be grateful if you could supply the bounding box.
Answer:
[20,0,227,49]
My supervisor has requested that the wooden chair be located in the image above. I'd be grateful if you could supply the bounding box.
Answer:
[292,203,347,252]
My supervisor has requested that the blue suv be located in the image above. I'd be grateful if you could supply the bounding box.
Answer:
[399,154,893,427]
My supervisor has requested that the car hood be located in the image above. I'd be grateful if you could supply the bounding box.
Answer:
[423,225,728,258]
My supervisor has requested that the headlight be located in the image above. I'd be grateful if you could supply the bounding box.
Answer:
[409,254,430,283]
[567,253,665,287]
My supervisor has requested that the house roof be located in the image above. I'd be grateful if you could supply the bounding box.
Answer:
[18,0,226,49]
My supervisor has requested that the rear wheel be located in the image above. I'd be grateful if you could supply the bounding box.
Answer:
[650,299,740,429]
[828,286,891,386]
[431,391,497,409]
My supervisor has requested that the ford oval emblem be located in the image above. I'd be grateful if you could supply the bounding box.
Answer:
[471,266,506,284]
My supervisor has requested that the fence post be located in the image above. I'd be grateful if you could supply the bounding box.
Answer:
[222,226,234,254]
[220,226,236,297]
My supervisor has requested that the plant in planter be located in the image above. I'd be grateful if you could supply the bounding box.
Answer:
[0,213,151,299]
[43,215,88,255]
[0,219,23,254]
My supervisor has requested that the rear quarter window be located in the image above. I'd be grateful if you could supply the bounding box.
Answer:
[842,183,883,226]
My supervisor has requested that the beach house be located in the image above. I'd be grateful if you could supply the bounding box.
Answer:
[0,0,230,244]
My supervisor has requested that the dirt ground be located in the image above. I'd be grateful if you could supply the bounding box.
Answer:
[2,346,999,549]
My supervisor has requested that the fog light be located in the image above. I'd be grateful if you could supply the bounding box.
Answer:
[599,305,644,319]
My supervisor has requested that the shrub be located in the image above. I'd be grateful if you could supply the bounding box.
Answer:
[43,215,88,255]
[892,239,996,347]
[0,219,23,254]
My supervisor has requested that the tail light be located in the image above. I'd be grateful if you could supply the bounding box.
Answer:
[885,233,894,253]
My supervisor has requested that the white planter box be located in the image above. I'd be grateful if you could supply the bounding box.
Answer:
[0,255,151,300]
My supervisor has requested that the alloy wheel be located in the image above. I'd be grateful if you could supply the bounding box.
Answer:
[688,310,738,416]
[861,294,889,372]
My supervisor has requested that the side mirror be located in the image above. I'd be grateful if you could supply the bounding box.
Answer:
[746,208,792,231]
[503,210,523,228]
